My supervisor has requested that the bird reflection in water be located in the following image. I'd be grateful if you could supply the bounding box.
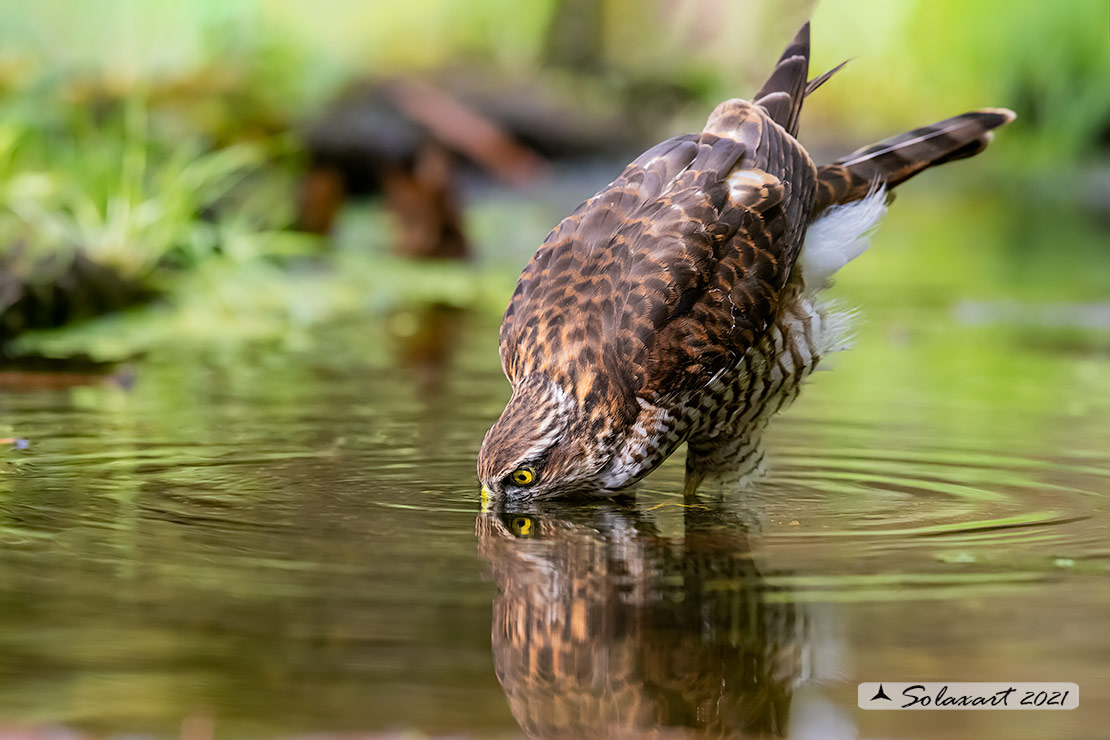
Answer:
[476,498,837,739]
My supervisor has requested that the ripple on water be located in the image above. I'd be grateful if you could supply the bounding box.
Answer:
[720,424,1110,601]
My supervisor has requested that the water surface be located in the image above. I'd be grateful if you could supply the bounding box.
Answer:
[1,187,1109,740]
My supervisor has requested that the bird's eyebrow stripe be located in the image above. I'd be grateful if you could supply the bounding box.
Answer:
[503,377,576,474]
[504,416,560,476]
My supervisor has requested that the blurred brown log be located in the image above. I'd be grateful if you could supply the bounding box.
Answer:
[298,78,548,259]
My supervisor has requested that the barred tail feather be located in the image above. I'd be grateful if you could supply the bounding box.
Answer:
[814,108,1016,214]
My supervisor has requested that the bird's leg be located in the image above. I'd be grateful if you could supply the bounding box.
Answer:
[609,484,639,505]
[682,467,705,499]
[684,428,768,498]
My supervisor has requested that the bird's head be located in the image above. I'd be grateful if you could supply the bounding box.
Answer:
[478,372,610,501]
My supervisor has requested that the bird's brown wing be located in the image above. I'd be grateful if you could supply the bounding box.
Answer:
[498,133,699,386]
[500,100,816,408]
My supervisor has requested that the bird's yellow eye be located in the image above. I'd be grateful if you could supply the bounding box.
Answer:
[511,517,533,537]
[510,467,535,486]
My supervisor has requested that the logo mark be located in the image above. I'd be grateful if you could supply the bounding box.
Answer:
[870,684,892,702]
[858,682,1079,710]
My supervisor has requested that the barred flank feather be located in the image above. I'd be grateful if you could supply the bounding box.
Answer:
[814,108,1016,214]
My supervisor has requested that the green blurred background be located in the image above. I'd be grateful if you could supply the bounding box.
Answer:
[0,0,1105,361]
[0,4,1108,738]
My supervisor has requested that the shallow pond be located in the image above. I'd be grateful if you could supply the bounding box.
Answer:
[1,180,1109,740]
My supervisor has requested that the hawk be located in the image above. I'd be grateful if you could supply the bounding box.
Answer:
[478,22,1014,500]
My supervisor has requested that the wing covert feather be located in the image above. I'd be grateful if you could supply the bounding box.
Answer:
[500,103,816,404]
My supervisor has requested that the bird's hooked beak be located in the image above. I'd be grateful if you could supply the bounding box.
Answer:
[481,485,493,512]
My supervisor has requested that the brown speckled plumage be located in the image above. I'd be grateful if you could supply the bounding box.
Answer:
[476,503,805,738]
[478,23,1014,500]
